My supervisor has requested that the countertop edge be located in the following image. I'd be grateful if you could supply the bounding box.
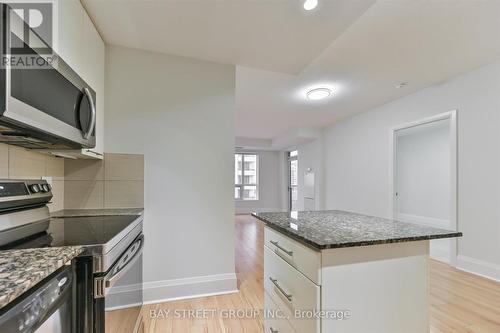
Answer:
[252,212,463,251]
[0,246,83,310]
[252,214,322,251]
[50,208,144,218]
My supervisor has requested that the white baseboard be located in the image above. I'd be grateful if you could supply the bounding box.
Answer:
[143,273,238,304]
[106,282,143,310]
[396,213,450,229]
[106,301,142,312]
[144,290,239,305]
[456,255,500,282]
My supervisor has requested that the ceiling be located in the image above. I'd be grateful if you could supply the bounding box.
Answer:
[83,0,500,141]
[81,0,375,74]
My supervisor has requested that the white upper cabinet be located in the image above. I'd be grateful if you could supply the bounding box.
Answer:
[55,0,84,75]
[51,0,105,158]
[81,13,105,157]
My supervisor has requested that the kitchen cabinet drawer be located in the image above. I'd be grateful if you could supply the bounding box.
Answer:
[265,291,296,333]
[264,246,320,333]
[265,226,321,284]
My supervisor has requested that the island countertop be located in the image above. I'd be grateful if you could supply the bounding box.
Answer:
[252,210,462,251]
[0,247,83,310]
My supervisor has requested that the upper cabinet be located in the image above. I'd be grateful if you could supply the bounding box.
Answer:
[56,0,84,74]
[51,0,105,159]
[81,13,105,158]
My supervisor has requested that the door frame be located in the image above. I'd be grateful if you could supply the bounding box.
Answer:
[388,110,458,265]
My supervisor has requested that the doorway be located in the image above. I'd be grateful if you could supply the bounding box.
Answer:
[391,111,457,264]
[287,150,298,211]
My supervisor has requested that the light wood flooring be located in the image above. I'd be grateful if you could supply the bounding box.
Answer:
[143,215,500,333]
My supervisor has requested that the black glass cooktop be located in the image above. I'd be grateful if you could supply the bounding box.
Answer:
[2,215,140,250]
[48,215,139,246]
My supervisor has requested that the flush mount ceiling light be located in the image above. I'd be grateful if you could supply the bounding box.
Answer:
[303,0,318,11]
[306,87,331,101]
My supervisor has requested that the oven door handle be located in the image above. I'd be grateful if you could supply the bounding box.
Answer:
[94,234,144,298]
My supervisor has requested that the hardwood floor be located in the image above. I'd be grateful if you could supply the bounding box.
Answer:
[143,215,500,333]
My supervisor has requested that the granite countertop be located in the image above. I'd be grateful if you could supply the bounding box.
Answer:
[51,208,144,218]
[0,246,83,310]
[252,210,462,251]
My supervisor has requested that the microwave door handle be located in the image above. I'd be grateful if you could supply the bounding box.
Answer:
[94,235,144,298]
[83,87,96,140]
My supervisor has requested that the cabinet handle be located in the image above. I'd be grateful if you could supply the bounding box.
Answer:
[269,327,279,333]
[269,277,292,302]
[270,241,293,256]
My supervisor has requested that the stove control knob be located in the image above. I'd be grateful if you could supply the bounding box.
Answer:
[28,184,40,194]
[41,184,50,193]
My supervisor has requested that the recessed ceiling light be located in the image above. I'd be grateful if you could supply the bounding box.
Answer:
[306,87,331,101]
[303,0,318,11]
[395,82,408,89]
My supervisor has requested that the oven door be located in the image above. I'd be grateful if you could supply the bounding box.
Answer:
[0,4,96,149]
[0,266,74,333]
[94,234,144,333]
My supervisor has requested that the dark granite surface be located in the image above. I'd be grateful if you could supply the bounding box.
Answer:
[252,210,462,251]
[0,247,83,309]
[51,208,144,218]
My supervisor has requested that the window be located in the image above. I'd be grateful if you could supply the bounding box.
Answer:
[235,153,259,200]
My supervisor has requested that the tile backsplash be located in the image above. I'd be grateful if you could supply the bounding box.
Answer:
[0,145,143,211]
[0,143,65,212]
[64,153,144,209]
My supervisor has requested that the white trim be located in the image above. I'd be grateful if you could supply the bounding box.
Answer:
[105,282,143,310]
[389,110,458,266]
[142,273,238,304]
[143,290,239,305]
[456,255,500,282]
[106,302,142,312]
[108,282,142,295]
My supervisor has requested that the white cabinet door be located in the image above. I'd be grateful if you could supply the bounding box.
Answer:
[55,0,84,73]
[82,13,105,156]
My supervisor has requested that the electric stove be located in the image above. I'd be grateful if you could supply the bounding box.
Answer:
[0,179,144,333]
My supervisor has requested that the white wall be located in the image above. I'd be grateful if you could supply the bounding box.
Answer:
[323,60,500,281]
[396,120,450,222]
[105,45,237,303]
[235,150,282,214]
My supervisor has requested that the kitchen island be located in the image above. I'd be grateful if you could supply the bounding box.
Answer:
[252,210,462,333]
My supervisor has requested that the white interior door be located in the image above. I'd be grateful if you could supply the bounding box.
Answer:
[394,118,452,263]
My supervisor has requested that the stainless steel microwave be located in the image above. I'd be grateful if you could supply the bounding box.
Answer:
[0,4,96,150]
